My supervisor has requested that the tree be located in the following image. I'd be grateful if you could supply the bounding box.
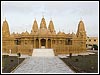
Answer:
[92,44,98,50]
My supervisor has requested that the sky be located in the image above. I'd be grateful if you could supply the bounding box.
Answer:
[1,1,99,37]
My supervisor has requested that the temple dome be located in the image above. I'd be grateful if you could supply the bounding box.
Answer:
[24,31,29,35]
[21,32,25,35]
[57,31,65,36]
[57,31,62,35]
[71,32,76,37]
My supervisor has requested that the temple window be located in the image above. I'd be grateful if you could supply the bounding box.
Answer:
[65,38,72,45]
[89,39,91,42]
[94,39,96,41]
[14,38,21,45]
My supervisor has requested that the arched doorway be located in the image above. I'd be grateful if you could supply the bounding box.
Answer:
[36,39,39,48]
[48,39,51,48]
[41,39,46,47]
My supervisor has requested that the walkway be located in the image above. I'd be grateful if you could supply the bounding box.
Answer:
[12,57,74,73]
[12,48,74,73]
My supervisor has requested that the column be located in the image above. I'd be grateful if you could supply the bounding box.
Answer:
[63,40,64,45]
[34,38,35,48]
[39,39,41,48]
[51,39,52,48]
[46,38,48,48]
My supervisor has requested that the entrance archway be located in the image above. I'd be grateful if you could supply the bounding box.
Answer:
[41,39,46,47]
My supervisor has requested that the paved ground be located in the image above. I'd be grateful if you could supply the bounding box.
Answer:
[12,48,74,73]
[12,57,74,73]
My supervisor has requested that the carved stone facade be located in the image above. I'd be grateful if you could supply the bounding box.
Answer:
[2,17,87,56]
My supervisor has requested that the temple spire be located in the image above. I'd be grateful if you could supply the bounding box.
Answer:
[2,19,10,37]
[77,20,85,32]
[40,17,47,29]
[32,19,38,33]
[76,20,86,38]
[48,19,55,32]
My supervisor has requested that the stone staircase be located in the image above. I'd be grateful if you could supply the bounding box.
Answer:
[32,48,55,57]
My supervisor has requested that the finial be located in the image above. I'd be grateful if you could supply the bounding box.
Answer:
[62,29,64,32]
[59,28,60,32]
[72,32,74,34]
[34,17,36,21]
[26,28,27,32]
[35,17,36,20]
[72,29,74,34]
[42,5,45,18]
[5,17,6,21]
[50,18,52,20]
[80,17,83,21]
[13,32,15,34]
[42,15,44,18]
[69,29,70,33]
[17,32,18,34]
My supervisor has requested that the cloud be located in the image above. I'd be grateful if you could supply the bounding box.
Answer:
[1,1,99,37]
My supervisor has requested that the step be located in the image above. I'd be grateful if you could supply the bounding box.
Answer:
[32,48,55,57]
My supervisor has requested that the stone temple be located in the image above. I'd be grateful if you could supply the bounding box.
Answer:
[2,17,87,56]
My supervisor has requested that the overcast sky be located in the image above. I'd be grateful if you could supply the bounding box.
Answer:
[1,1,99,37]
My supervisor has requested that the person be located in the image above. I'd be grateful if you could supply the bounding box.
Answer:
[93,48,94,51]
[9,49,12,54]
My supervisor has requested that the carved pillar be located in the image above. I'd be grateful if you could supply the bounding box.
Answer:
[39,38,41,48]
[63,40,64,45]
[34,38,35,48]
[51,39,52,48]
[46,38,48,48]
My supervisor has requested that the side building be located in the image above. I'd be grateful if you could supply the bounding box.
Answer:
[2,17,87,55]
[86,37,98,50]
